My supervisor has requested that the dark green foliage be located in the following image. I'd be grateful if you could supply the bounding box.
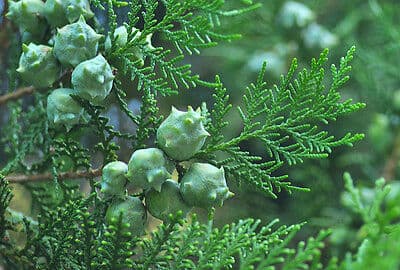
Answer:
[113,80,161,150]
[0,98,50,176]
[198,47,364,197]
[0,176,12,243]
[134,214,332,269]
[340,228,400,270]
[327,174,400,270]
[93,213,139,269]
[2,0,394,269]
[102,0,261,97]
[72,96,122,163]
[52,137,91,171]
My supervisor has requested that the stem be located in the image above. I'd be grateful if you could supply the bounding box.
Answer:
[0,70,71,106]
[5,168,102,183]
[0,86,34,105]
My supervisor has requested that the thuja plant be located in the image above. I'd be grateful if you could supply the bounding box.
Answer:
[0,0,367,269]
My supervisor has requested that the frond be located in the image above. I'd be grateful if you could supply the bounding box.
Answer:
[198,47,365,197]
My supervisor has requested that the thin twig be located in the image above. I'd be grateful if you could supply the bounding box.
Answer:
[0,86,35,105]
[0,70,72,106]
[5,168,102,183]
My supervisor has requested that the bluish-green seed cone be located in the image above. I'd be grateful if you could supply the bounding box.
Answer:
[105,25,129,51]
[180,163,234,209]
[44,0,94,27]
[145,179,192,221]
[17,43,61,88]
[105,196,147,236]
[105,25,154,67]
[7,0,46,36]
[126,148,174,192]
[71,54,114,105]
[278,1,315,29]
[101,161,128,198]
[53,16,102,67]
[64,0,93,24]
[43,0,68,27]
[47,88,90,131]
[157,106,210,161]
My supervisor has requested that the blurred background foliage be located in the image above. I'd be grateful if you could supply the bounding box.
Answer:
[1,0,400,264]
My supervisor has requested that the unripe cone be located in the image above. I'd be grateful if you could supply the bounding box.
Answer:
[180,163,234,209]
[126,148,174,192]
[44,0,67,27]
[17,43,61,88]
[71,55,114,105]
[104,26,129,51]
[105,25,154,66]
[105,196,147,236]
[131,32,154,67]
[100,161,128,198]
[278,1,315,29]
[7,0,46,36]
[302,23,338,49]
[53,16,102,67]
[157,106,210,161]
[44,0,94,27]
[145,179,192,221]
[47,88,90,131]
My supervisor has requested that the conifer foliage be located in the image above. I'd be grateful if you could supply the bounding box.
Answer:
[0,0,373,269]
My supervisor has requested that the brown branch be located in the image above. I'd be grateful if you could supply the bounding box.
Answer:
[0,86,35,105]
[5,168,102,183]
[0,70,72,106]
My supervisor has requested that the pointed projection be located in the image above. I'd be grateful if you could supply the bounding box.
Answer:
[71,55,114,105]
[44,0,94,27]
[145,179,192,222]
[126,148,175,191]
[180,163,233,209]
[157,106,210,161]
[100,161,128,198]
[17,43,61,88]
[53,16,102,67]
[105,196,147,236]
[47,88,90,131]
[6,0,46,36]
